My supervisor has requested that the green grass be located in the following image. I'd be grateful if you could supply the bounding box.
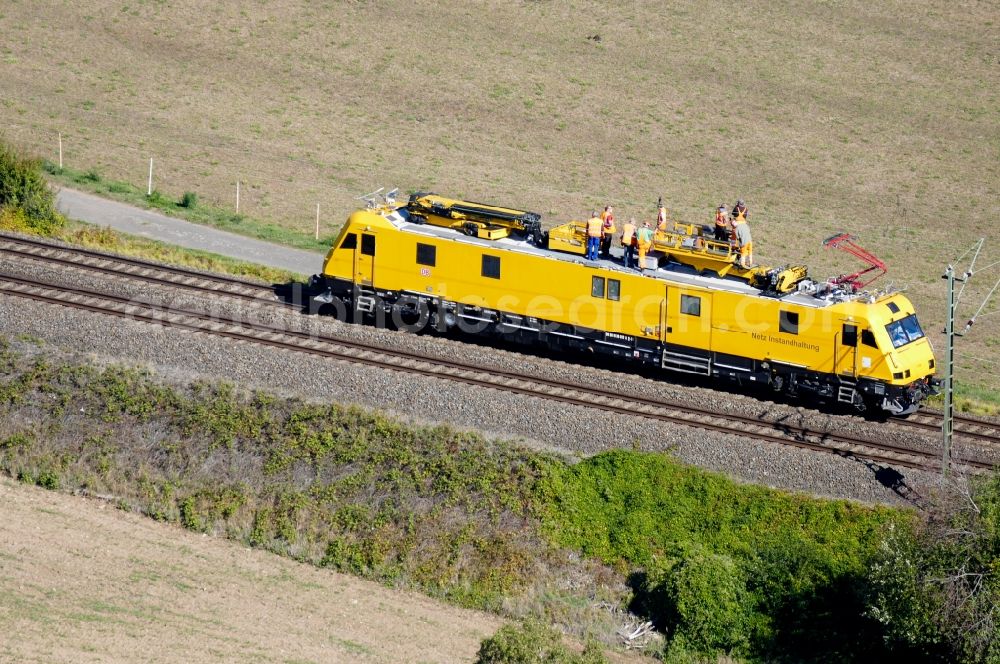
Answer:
[925,381,1000,417]
[43,162,335,253]
[0,340,960,661]
[539,450,903,660]
[540,450,895,570]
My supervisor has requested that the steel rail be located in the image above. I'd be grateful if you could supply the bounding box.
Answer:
[889,410,1000,449]
[1,270,993,475]
[5,232,993,450]
[0,232,281,303]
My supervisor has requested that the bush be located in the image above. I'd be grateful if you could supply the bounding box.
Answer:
[866,475,1000,663]
[475,620,607,664]
[36,470,60,490]
[0,206,31,233]
[179,191,198,208]
[648,547,751,657]
[542,450,901,660]
[0,139,65,235]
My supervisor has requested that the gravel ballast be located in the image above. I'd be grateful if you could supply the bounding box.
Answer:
[0,251,950,505]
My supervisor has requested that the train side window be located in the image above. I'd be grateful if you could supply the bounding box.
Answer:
[340,233,357,250]
[842,324,858,347]
[681,294,701,316]
[607,279,621,301]
[482,255,501,279]
[416,243,436,267]
[861,329,878,348]
[361,234,376,256]
[779,310,799,334]
[591,276,605,298]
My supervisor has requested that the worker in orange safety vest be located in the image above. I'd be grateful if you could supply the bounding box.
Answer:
[586,210,603,261]
[620,217,637,268]
[714,204,730,241]
[732,198,749,222]
[599,205,616,259]
[656,197,668,232]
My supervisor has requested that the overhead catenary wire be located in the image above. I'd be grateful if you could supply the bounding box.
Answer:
[953,239,983,306]
[961,276,1000,333]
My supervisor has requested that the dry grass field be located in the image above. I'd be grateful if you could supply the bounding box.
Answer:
[2,0,998,391]
[0,477,503,663]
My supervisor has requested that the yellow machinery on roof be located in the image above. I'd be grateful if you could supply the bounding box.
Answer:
[547,217,808,295]
[406,193,545,244]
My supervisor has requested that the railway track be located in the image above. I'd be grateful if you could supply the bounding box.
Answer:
[0,245,994,476]
[890,409,1000,450]
[0,232,283,305]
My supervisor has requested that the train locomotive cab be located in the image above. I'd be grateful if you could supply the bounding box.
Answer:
[309,207,393,319]
[844,296,936,415]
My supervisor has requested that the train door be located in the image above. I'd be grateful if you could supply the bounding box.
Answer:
[355,232,376,285]
[659,290,668,343]
[669,289,712,350]
[661,286,713,375]
[838,322,858,376]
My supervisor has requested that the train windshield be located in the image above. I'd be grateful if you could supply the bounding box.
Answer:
[886,314,925,349]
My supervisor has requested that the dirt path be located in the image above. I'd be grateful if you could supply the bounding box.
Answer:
[0,478,501,663]
[54,188,325,275]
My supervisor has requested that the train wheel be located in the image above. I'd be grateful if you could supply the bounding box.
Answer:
[392,301,430,333]
[314,296,348,321]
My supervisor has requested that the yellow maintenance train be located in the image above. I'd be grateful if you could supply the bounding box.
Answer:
[309,192,937,415]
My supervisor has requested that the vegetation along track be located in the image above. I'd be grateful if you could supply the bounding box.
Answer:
[0,234,995,476]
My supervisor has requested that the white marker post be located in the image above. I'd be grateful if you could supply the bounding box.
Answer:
[315,203,320,240]
[147,157,153,196]
[58,132,63,169]
[236,180,240,214]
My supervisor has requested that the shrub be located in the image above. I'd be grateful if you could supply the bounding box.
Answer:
[0,139,65,235]
[179,191,198,208]
[542,450,900,660]
[648,547,751,657]
[36,470,60,490]
[0,205,30,233]
[866,475,1000,663]
[179,496,204,531]
[83,168,101,182]
[475,619,607,664]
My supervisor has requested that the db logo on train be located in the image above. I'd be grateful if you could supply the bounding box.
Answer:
[420,268,431,277]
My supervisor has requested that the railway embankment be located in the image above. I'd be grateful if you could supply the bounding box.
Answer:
[0,241,952,505]
[1,336,972,662]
